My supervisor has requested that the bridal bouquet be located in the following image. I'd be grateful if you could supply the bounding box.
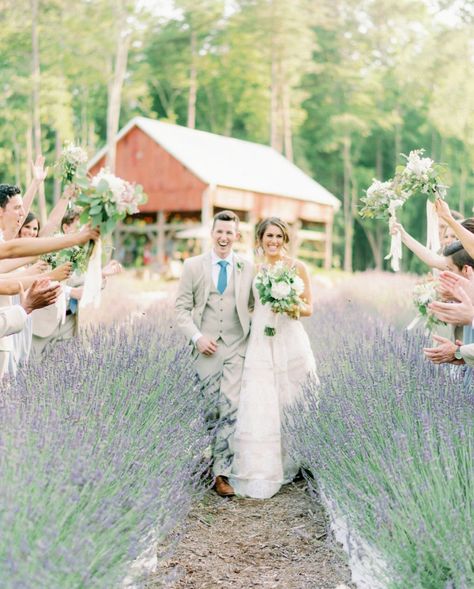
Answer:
[75,167,146,234]
[407,275,446,333]
[255,262,305,336]
[55,142,89,188]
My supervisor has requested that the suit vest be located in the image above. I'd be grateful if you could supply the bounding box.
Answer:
[201,279,244,346]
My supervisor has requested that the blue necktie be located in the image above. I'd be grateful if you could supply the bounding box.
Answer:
[69,298,78,314]
[217,260,229,294]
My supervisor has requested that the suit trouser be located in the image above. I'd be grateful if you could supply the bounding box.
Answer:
[194,337,247,478]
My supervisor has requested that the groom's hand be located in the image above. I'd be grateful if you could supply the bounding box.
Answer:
[196,336,218,356]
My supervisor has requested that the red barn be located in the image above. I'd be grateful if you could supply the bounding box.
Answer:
[88,117,340,268]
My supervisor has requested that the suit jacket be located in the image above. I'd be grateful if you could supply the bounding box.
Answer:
[460,343,474,367]
[0,305,28,339]
[175,251,254,343]
[31,290,67,338]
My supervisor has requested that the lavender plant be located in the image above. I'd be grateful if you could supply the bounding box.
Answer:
[289,301,473,588]
[0,309,215,588]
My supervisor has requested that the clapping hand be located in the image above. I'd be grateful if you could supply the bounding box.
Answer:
[20,278,61,314]
[429,286,474,326]
[438,268,474,302]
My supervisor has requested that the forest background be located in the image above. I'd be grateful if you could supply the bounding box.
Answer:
[1,0,473,272]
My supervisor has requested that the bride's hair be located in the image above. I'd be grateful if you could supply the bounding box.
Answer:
[255,217,290,253]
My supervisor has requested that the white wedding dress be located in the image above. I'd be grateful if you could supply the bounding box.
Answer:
[229,278,319,499]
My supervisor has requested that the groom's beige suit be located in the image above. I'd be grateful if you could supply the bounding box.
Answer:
[175,250,254,477]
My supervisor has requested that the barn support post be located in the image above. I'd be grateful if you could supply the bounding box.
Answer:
[201,184,214,251]
[324,219,333,270]
[157,211,165,266]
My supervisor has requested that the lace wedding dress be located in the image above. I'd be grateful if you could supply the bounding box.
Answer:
[229,278,318,499]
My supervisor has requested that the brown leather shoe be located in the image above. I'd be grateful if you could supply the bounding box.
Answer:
[214,475,235,497]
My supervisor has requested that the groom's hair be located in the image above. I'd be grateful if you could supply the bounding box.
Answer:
[212,210,240,229]
[0,184,21,209]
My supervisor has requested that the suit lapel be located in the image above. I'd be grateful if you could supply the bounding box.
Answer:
[233,253,241,302]
[202,252,212,302]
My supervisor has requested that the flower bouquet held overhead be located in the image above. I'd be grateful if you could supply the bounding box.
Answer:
[55,143,147,310]
[254,261,305,336]
[359,149,448,271]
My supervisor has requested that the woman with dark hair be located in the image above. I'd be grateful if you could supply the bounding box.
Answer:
[19,212,40,238]
[229,216,318,499]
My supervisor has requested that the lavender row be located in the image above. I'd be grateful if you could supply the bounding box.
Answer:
[0,309,213,588]
[290,302,473,588]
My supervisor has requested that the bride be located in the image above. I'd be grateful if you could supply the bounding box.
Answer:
[229,217,319,499]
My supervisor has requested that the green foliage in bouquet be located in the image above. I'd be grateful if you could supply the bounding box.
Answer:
[75,168,147,234]
[360,149,449,220]
[255,262,305,335]
[410,275,447,332]
[42,244,88,273]
[54,142,89,188]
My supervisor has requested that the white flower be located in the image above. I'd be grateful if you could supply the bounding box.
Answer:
[270,281,291,300]
[292,275,305,295]
[366,179,394,199]
[63,142,88,165]
[405,150,434,178]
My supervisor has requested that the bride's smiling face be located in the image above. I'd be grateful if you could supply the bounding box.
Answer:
[261,224,285,257]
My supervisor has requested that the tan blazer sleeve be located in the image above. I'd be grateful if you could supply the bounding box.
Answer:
[0,305,27,338]
[175,259,200,342]
[460,343,474,367]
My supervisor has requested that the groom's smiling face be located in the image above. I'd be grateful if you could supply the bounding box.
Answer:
[211,220,239,259]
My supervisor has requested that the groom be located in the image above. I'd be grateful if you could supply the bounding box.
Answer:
[175,210,254,497]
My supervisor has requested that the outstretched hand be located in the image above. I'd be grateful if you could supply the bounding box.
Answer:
[31,155,48,184]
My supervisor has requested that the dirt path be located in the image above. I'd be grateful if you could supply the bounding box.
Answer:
[159,480,353,589]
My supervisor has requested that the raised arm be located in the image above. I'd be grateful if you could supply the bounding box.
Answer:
[12,156,48,239]
[0,227,99,259]
[39,185,76,237]
[435,199,474,259]
[391,222,447,270]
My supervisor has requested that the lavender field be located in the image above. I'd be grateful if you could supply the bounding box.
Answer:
[291,273,473,588]
[0,272,472,588]
[0,308,215,588]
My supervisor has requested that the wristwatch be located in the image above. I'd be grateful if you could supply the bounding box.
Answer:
[454,346,463,361]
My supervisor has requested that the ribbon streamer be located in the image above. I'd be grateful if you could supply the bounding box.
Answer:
[79,238,102,310]
[426,199,441,254]
[384,200,404,272]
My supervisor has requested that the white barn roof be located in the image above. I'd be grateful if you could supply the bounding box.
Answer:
[89,116,340,209]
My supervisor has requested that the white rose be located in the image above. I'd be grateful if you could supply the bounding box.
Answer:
[292,276,305,295]
[270,281,291,300]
